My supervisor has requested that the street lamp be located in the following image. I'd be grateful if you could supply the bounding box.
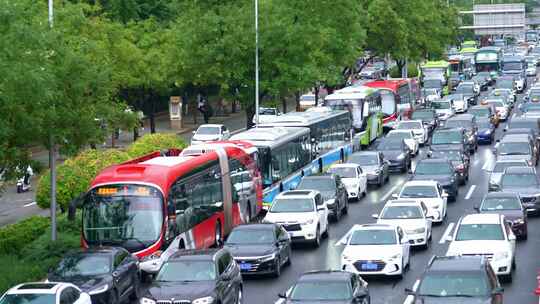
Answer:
[254,0,260,126]
[48,0,58,242]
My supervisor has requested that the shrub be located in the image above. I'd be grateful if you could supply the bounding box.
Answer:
[127,133,187,157]
[0,254,43,293]
[0,216,50,255]
[36,149,130,210]
[389,63,419,78]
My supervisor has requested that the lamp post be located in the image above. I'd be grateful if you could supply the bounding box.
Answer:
[48,0,57,242]
[254,0,260,126]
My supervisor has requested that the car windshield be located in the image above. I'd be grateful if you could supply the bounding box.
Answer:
[444,120,472,129]
[432,131,462,144]
[432,102,451,109]
[196,126,220,135]
[290,281,352,301]
[477,121,492,129]
[455,223,504,241]
[0,295,57,304]
[328,167,357,178]
[496,79,513,89]
[377,140,402,150]
[412,111,433,119]
[415,162,453,175]
[157,261,216,282]
[82,185,164,246]
[498,142,530,155]
[400,185,438,198]
[424,89,438,95]
[469,108,490,118]
[348,154,378,166]
[226,229,275,245]
[398,122,422,129]
[502,173,538,187]
[270,198,314,213]
[298,178,336,192]
[53,254,111,277]
[381,206,423,219]
[387,132,412,140]
[481,197,521,211]
[418,272,489,297]
[349,229,397,245]
[493,162,527,173]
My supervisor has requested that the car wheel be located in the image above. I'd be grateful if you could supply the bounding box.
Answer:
[323,222,329,238]
[377,174,384,188]
[215,221,223,246]
[273,256,281,277]
[342,199,348,215]
[334,205,341,222]
[284,248,292,266]
[313,226,321,248]
[385,172,390,182]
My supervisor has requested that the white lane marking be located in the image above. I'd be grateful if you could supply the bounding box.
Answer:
[335,225,357,246]
[482,159,492,170]
[465,185,477,200]
[381,184,400,202]
[23,201,37,207]
[403,279,421,304]
[439,222,455,244]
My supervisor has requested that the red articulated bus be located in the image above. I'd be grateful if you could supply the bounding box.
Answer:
[365,79,417,127]
[78,146,262,275]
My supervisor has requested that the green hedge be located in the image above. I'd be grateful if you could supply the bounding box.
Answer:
[36,149,131,210]
[127,133,187,157]
[389,64,419,78]
[0,216,50,255]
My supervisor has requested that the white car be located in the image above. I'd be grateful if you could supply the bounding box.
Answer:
[451,96,469,113]
[252,107,281,124]
[299,94,317,110]
[0,282,92,304]
[483,99,509,121]
[328,163,367,200]
[396,120,428,145]
[386,130,419,156]
[374,200,432,248]
[394,181,448,223]
[190,124,230,145]
[339,224,410,277]
[446,213,516,280]
[431,100,455,122]
[264,190,329,247]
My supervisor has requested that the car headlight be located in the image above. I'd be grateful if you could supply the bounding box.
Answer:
[142,251,162,262]
[494,251,509,261]
[373,169,381,174]
[193,296,215,304]
[259,253,277,262]
[397,154,405,160]
[88,284,109,295]
[302,218,315,225]
[432,204,440,209]
[389,253,401,260]
[407,227,425,234]
[140,298,156,304]
[325,199,335,206]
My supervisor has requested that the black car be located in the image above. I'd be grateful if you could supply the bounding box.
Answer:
[498,166,540,215]
[454,83,478,105]
[47,247,139,304]
[224,223,292,277]
[444,114,478,153]
[410,158,459,201]
[347,151,389,187]
[472,74,489,91]
[428,147,470,185]
[278,270,370,304]
[374,138,411,173]
[406,256,504,303]
[477,71,494,86]
[297,174,348,221]
[411,109,438,134]
[429,127,469,156]
[141,249,243,304]
[475,192,528,239]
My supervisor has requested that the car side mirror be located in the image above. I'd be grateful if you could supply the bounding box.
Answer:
[391,193,398,199]
[473,205,480,212]
[355,289,369,299]
[371,213,379,219]
[317,206,325,211]
[192,130,196,134]
[442,192,449,198]
[445,234,453,242]
[278,292,287,299]
[508,234,516,241]
[404,287,415,295]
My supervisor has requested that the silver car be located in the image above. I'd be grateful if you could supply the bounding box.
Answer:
[347,151,389,187]
[487,159,530,191]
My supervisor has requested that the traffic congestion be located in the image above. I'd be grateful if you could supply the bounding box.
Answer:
[5,37,540,304]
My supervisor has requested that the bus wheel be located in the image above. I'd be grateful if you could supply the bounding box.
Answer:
[215,221,223,247]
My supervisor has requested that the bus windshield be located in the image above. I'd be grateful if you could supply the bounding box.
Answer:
[82,185,164,249]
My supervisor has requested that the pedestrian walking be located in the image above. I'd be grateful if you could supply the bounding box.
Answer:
[198,94,210,123]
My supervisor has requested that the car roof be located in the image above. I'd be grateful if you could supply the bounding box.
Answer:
[417,158,452,164]
[460,213,502,225]
[169,249,222,261]
[385,200,423,207]
[276,190,318,199]
[330,163,360,169]
[403,180,439,187]
[197,124,224,128]
[352,223,396,231]
[232,223,277,231]
[428,256,486,272]
[8,282,65,295]
[504,166,535,174]
[301,175,336,181]
[483,192,520,199]
[500,134,531,142]
[299,270,352,282]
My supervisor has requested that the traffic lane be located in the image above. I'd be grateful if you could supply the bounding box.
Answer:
[0,177,49,227]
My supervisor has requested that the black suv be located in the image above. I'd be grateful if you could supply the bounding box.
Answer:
[141,249,243,304]
[224,223,292,277]
[430,127,470,156]
[278,270,370,304]
[410,158,459,201]
[297,174,348,221]
[48,247,139,304]
[406,256,504,303]
[444,114,478,154]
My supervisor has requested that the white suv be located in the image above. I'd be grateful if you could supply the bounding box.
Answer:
[0,282,91,304]
[264,190,329,247]
[396,120,428,145]
[394,181,448,223]
[386,130,419,156]
[374,200,433,248]
[328,163,367,200]
[446,213,516,281]
[339,224,410,277]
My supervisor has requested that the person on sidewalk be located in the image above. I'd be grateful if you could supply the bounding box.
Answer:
[197,94,210,123]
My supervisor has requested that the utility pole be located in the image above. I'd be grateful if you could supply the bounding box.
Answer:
[254,0,260,126]
[48,0,57,242]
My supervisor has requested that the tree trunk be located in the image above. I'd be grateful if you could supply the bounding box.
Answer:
[295,91,301,111]
[133,127,139,141]
[314,86,319,106]
[49,136,57,241]
[396,60,406,77]
[246,103,255,129]
[281,96,287,113]
[149,91,156,134]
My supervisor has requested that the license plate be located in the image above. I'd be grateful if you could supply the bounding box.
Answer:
[361,262,378,270]
[239,263,251,270]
